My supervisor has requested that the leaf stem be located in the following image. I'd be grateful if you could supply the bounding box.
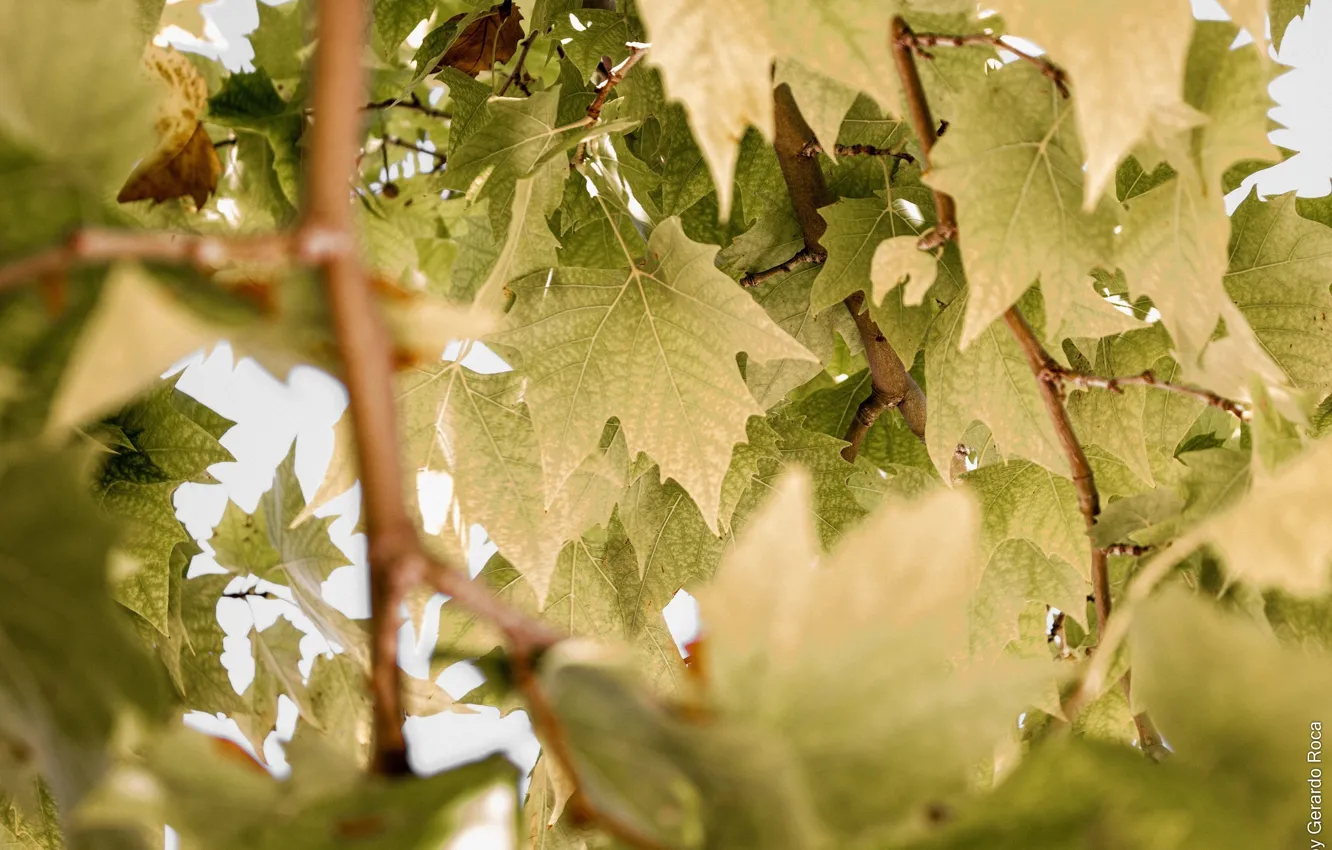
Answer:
[900,30,1070,98]
[889,15,1161,754]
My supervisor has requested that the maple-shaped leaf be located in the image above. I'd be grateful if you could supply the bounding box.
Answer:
[472,155,564,311]
[637,0,774,218]
[962,459,1087,579]
[95,380,234,632]
[437,520,687,699]
[969,538,1088,659]
[492,216,815,529]
[924,294,1066,479]
[766,0,901,124]
[985,0,1198,207]
[211,443,367,664]
[403,363,625,605]
[439,88,577,236]
[619,460,723,591]
[1130,588,1332,842]
[1225,191,1332,396]
[174,573,248,718]
[700,472,1046,842]
[926,63,1133,345]
[235,618,316,757]
[431,2,524,78]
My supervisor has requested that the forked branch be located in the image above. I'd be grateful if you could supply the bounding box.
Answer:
[888,15,1161,754]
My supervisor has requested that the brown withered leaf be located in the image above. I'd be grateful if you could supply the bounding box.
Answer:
[117,123,221,209]
[118,46,220,209]
[433,2,524,77]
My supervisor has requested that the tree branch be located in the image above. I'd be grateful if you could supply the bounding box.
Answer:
[899,30,1070,98]
[889,15,1161,754]
[382,135,447,164]
[0,230,305,293]
[306,0,417,777]
[1054,368,1251,421]
[737,247,825,288]
[770,83,926,461]
[363,93,452,119]
[798,141,915,163]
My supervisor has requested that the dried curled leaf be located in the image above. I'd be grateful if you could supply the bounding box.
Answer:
[117,45,220,209]
[432,2,524,78]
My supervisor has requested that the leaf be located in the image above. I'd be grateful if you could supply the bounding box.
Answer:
[619,462,722,592]
[237,618,315,756]
[211,444,366,664]
[473,154,565,311]
[1131,588,1332,841]
[924,294,1066,479]
[700,472,1046,843]
[961,459,1087,578]
[1195,437,1332,594]
[175,574,248,718]
[493,216,814,529]
[1177,21,1277,193]
[637,0,774,219]
[870,235,937,308]
[1224,191,1332,395]
[0,448,162,811]
[250,0,308,82]
[1271,0,1308,51]
[118,46,220,209]
[985,0,1198,207]
[969,538,1088,659]
[95,382,233,632]
[926,63,1131,346]
[773,59,857,162]
[206,69,304,206]
[1063,331,1162,485]
[432,3,525,78]
[375,0,433,53]
[437,520,687,698]
[84,727,518,849]
[46,264,221,435]
[411,364,624,604]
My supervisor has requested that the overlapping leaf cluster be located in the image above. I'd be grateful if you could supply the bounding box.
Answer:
[1,0,1331,848]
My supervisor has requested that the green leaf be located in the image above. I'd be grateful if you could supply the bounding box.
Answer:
[1271,0,1308,51]
[237,618,315,756]
[985,0,1198,206]
[772,59,857,161]
[374,0,433,53]
[210,445,366,663]
[207,69,304,206]
[174,574,247,718]
[962,459,1088,578]
[1225,191,1332,395]
[924,294,1066,479]
[438,519,687,698]
[84,727,518,849]
[701,473,1046,843]
[96,380,234,632]
[493,216,814,530]
[926,64,1132,345]
[473,154,565,311]
[250,0,309,83]
[1131,588,1332,840]
[636,0,774,218]
[0,448,162,811]
[969,538,1088,658]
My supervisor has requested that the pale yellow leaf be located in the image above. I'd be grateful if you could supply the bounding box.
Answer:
[48,263,220,434]
[870,235,937,308]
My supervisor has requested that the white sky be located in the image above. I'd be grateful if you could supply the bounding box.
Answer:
[152,0,1332,844]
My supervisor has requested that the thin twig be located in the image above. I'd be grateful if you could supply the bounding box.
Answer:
[382,135,447,163]
[737,247,825,288]
[889,15,1161,754]
[798,141,915,163]
[574,44,648,163]
[1054,369,1251,421]
[1103,543,1154,557]
[902,30,1070,98]
[498,28,540,96]
[362,92,452,119]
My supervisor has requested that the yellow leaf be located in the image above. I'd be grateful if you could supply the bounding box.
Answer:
[48,263,221,435]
